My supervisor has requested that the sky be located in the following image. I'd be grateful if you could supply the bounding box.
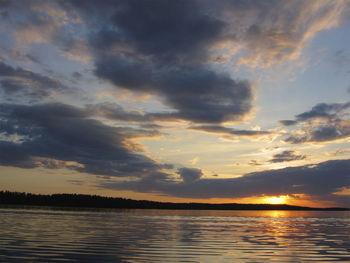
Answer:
[0,0,350,208]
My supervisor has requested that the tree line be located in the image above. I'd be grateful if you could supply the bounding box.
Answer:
[0,190,348,210]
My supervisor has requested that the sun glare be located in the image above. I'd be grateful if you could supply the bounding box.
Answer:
[263,195,288,204]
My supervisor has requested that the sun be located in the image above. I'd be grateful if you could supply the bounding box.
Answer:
[263,195,289,204]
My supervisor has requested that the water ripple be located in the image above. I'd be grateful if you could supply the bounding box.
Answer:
[0,209,349,262]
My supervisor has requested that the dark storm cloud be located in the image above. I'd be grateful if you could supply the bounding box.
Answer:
[0,103,169,178]
[269,150,307,163]
[100,159,350,204]
[0,61,68,100]
[281,102,350,143]
[177,168,203,184]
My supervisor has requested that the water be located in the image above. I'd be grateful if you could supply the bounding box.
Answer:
[0,208,350,262]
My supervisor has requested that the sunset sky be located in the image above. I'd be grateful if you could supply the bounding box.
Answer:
[1,0,350,207]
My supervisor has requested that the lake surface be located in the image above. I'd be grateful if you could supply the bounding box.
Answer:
[0,208,350,262]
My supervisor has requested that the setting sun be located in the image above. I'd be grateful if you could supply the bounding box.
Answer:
[263,195,289,204]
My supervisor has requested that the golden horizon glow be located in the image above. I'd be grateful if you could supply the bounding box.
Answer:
[261,195,289,204]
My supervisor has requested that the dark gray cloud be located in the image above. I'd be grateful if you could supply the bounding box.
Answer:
[72,72,82,79]
[281,102,350,143]
[6,0,346,68]
[281,102,350,124]
[285,124,350,144]
[0,102,170,178]
[3,0,346,125]
[295,102,350,121]
[73,0,345,124]
[0,61,68,100]
[94,56,253,124]
[67,0,228,65]
[177,168,203,184]
[269,150,307,163]
[279,120,298,126]
[87,102,154,122]
[100,159,350,206]
[58,0,254,124]
[89,99,256,126]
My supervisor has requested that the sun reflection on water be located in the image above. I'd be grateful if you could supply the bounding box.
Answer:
[269,210,288,218]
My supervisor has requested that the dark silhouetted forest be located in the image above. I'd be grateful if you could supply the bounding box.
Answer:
[0,190,348,210]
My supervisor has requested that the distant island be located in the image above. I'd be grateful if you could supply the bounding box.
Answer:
[0,190,349,211]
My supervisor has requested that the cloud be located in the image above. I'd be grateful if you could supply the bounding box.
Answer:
[6,0,347,68]
[0,61,68,100]
[248,160,263,166]
[227,0,348,68]
[4,0,348,125]
[285,124,350,144]
[70,0,228,65]
[85,104,275,141]
[100,159,350,206]
[189,125,271,138]
[1,0,91,63]
[57,0,255,124]
[94,56,254,124]
[1,1,66,44]
[2,0,350,208]
[279,120,298,126]
[0,102,170,178]
[63,0,348,123]
[177,168,203,184]
[0,48,41,65]
[62,39,92,63]
[87,102,153,122]
[327,148,350,157]
[269,150,307,163]
[189,157,199,165]
[281,102,350,143]
[295,102,350,121]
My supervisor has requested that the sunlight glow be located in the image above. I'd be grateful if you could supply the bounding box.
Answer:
[262,195,289,204]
